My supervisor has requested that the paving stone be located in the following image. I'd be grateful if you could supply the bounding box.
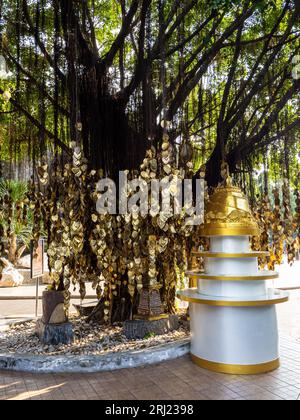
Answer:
[0,335,299,400]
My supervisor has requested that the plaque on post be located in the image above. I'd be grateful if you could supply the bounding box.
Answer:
[31,238,44,279]
[31,239,44,318]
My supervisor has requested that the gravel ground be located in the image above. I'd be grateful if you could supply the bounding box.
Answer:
[0,316,190,356]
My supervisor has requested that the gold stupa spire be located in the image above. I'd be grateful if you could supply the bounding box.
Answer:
[200,163,260,237]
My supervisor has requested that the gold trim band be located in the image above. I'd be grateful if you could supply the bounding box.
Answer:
[199,227,260,237]
[192,252,270,259]
[191,354,280,375]
[185,272,279,281]
[176,292,289,307]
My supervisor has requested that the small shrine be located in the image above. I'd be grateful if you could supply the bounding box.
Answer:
[178,178,289,375]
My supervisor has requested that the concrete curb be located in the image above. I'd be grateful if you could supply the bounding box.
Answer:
[0,339,191,374]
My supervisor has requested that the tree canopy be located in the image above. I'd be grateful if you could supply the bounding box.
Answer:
[0,0,300,323]
[0,0,299,189]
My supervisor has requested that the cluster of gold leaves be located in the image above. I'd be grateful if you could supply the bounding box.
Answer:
[294,188,300,254]
[90,133,203,319]
[188,165,209,275]
[28,147,96,310]
[0,196,5,278]
[0,188,13,256]
[29,136,203,322]
[282,177,297,265]
[253,183,299,270]
[0,182,29,265]
[252,195,271,267]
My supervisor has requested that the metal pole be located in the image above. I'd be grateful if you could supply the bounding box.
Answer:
[35,277,39,318]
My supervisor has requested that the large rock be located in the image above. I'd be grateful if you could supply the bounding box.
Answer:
[17,254,31,269]
[0,258,24,288]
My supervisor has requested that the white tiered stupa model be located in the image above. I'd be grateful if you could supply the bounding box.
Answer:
[178,181,289,374]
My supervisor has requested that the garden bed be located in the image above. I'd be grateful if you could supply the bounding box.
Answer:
[0,316,190,357]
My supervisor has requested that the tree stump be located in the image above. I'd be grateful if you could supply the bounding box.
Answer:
[42,290,67,324]
[36,319,74,345]
[124,315,179,339]
[36,290,74,345]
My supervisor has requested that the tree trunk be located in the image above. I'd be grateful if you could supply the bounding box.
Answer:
[8,233,18,265]
[204,144,224,188]
[88,281,138,324]
[59,0,148,178]
[77,72,148,178]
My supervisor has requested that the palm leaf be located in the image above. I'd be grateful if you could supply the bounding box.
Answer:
[0,179,28,203]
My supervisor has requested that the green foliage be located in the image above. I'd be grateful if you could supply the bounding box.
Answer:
[208,0,240,10]
[0,179,33,254]
[0,0,299,190]
[254,0,278,11]
[0,179,28,204]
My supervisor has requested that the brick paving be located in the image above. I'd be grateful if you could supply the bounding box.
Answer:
[0,283,300,400]
[0,335,300,400]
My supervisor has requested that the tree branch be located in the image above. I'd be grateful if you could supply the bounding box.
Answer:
[226,1,293,124]
[120,0,152,103]
[59,0,99,68]
[101,0,140,69]
[122,0,210,105]
[0,88,71,155]
[228,78,300,164]
[164,11,217,59]
[166,2,255,120]
[22,0,66,84]
[151,0,199,58]
[155,11,224,117]
[216,19,244,159]
[255,118,300,152]
[229,116,300,164]
[2,48,70,118]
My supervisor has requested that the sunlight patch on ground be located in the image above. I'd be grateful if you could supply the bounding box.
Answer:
[0,382,20,390]
[7,383,65,401]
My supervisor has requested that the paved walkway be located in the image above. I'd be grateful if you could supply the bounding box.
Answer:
[0,282,96,299]
[0,283,97,321]
[274,259,300,289]
[0,293,300,400]
[0,263,300,401]
[0,335,300,400]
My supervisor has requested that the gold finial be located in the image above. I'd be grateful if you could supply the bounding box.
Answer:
[200,168,260,237]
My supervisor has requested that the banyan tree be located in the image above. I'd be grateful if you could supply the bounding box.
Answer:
[0,0,300,321]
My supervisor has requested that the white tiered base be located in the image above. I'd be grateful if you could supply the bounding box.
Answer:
[190,304,279,373]
[180,236,289,374]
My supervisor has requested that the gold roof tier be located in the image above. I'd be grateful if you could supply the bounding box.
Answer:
[200,183,260,237]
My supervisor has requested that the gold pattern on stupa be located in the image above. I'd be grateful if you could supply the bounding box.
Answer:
[200,164,260,237]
